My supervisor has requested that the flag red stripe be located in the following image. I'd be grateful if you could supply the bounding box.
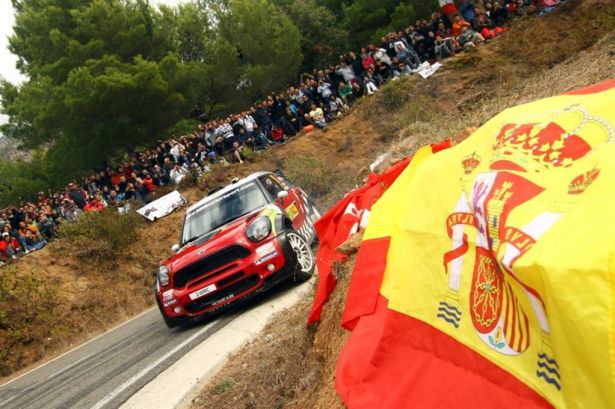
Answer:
[336,295,553,409]
[565,79,615,95]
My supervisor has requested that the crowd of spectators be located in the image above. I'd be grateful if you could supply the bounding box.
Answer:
[0,0,564,265]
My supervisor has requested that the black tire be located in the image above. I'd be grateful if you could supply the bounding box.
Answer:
[162,312,180,329]
[287,231,315,283]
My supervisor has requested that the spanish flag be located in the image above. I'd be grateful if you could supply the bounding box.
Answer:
[335,79,615,409]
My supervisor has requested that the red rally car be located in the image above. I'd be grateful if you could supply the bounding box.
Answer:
[155,171,321,328]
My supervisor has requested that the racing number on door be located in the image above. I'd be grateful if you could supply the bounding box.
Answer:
[260,174,313,241]
[285,202,299,221]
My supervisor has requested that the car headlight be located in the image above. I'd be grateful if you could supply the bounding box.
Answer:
[246,217,272,243]
[158,265,170,287]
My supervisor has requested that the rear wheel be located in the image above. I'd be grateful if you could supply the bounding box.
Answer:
[287,231,315,282]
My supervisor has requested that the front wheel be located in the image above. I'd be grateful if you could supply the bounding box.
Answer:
[287,231,315,282]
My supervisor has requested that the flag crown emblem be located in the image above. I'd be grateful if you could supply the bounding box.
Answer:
[568,168,600,195]
[491,106,614,173]
[462,152,481,174]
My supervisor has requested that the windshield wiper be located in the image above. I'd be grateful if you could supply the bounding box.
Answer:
[182,236,200,246]
[182,228,222,247]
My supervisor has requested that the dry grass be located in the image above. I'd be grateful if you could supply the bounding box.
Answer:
[285,260,352,409]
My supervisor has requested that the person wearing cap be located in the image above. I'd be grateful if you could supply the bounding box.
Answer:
[0,232,20,262]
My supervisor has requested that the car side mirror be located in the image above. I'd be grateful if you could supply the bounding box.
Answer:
[277,190,289,202]
[171,244,180,253]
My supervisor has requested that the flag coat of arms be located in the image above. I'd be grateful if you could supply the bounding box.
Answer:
[335,79,615,409]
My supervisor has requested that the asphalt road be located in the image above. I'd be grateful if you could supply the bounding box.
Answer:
[0,283,299,409]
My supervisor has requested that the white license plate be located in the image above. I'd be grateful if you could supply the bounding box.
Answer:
[189,283,217,300]
[256,242,276,257]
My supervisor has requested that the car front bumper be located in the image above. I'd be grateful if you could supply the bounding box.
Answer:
[155,231,298,326]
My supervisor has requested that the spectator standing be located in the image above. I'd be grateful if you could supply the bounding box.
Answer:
[66,183,88,210]
[335,61,356,84]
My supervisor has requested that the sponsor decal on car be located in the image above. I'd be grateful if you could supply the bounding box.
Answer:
[255,241,279,265]
[189,283,217,300]
[285,202,299,220]
[256,251,279,265]
[163,299,177,307]
[211,294,234,306]
[162,289,174,301]
[256,242,276,257]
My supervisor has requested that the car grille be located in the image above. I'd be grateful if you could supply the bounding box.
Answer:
[217,272,245,288]
[184,275,260,313]
[173,245,251,288]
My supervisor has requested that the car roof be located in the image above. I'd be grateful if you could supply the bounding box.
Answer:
[186,171,272,213]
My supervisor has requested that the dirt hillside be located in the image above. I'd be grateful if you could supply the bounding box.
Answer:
[190,2,615,408]
[0,55,400,378]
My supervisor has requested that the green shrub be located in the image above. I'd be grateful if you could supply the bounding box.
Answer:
[286,155,332,198]
[57,209,142,259]
[212,379,235,395]
[242,146,257,162]
[381,77,412,108]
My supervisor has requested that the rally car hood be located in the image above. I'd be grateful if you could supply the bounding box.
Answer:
[163,208,266,273]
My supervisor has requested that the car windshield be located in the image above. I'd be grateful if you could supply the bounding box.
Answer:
[181,181,268,245]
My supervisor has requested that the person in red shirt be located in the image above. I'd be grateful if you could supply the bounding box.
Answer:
[0,232,20,261]
[141,172,157,193]
[84,194,106,212]
[110,169,123,187]
[440,0,458,18]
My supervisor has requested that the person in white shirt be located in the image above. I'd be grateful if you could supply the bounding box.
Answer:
[317,80,333,99]
[328,95,349,117]
[169,140,183,162]
[335,62,356,83]
[363,76,379,95]
[240,113,256,133]
[170,163,188,184]
[373,48,392,65]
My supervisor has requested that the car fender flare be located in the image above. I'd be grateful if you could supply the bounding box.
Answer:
[274,213,293,233]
